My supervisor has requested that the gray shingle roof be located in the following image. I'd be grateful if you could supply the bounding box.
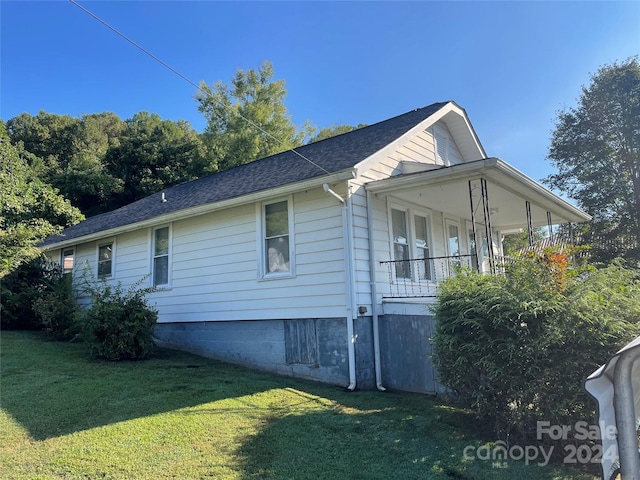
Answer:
[42,102,449,247]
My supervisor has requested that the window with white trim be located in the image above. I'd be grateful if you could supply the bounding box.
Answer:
[447,222,460,257]
[97,242,114,277]
[390,207,433,281]
[414,214,432,281]
[391,208,410,279]
[262,199,293,277]
[61,248,75,275]
[152,226,170,287]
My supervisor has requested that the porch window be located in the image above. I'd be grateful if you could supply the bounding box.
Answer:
[391,208,433,281]
[391,208,410,279]
[415,215,432,280]
[264,199,292,275]
[447,223,460,256]
[97,242,114,277]
[153,226,170,287]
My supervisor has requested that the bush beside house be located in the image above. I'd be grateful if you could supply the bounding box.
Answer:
[1,257,157,361]
[433,253,640,444]
[78,275,158,361]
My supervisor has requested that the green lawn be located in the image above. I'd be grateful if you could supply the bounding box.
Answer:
[1,331,596,480]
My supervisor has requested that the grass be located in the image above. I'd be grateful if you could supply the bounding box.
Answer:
[1,331,596,480]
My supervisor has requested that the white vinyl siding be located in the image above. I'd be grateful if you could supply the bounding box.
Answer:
[140,187,348,322]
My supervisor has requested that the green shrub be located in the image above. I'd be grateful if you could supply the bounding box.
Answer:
[0,256,62,330]
[433,255,640,443]
[33,272,81,341]
[80,275,158,361]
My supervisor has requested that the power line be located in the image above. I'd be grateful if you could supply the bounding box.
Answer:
[68,0,331,175]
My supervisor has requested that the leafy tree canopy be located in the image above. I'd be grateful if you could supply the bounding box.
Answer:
[308,124,366,144]
[196,61,315,172]
[104,112,207,209]
[5,111,207,216]
[0,123,83,277]
[545,56,640,261]
[7,111,125,215]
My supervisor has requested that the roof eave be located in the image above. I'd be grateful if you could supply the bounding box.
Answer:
[42,168,356,251]
[365,158,591,223]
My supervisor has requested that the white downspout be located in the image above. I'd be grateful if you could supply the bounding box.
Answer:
[323,183,357,391]
[366,189,386,391]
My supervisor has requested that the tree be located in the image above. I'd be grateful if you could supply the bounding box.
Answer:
[308,124,366,143]
[545,57,640,261]
[6,111,77,173]
[53,112,126,216]
[0,123,83,277]
[196,61,315,172]
[501,227,546,255]
[6,111,126,216]
[104,112,208,208]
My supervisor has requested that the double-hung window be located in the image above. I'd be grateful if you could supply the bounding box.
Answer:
[61,248,75,275]
[414,215,432,281]
[390,207,432,282]
[263,199,293,277]
[391,209,410,279]
[153,226,170,287]
[97,242,114,277]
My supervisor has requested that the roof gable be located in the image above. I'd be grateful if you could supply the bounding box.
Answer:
[42,102,451,248]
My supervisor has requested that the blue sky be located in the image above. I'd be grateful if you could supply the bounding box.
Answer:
[1,1,638,183]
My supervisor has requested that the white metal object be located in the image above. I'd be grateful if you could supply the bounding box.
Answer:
[585,336,640,480]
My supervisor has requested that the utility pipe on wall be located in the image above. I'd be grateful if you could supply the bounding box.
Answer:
[323,183,357,391]
[366,189,386,391]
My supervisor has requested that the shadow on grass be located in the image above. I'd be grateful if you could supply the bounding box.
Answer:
[0,331,279,441]
[234,384,596,480]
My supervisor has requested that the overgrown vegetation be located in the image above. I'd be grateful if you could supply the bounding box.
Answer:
[0,256,69,332]
[433,252,640,446]
[32,265,80,341]
[1,257,157,360]
[79,274,158,361]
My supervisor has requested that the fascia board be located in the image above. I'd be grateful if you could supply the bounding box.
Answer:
[42,169,356,251]
[365,158,591,222]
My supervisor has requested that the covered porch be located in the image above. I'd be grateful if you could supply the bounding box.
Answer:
[366,157,592,299]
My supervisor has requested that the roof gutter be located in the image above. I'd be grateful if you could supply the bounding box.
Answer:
[43,169,356,251]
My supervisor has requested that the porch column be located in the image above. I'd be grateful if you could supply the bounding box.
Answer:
[525,201,534,246]
[468,180,480,273]
[480,178,496,274]
[547,211,553,243]
[468,178,496,273]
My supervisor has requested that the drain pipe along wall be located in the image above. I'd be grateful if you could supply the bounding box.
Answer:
[366,189,386,391]
[323,183,357,391]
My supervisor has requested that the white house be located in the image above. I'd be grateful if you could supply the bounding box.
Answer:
[41,101,591,393]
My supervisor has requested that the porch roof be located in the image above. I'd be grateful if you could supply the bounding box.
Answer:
[364,158,591,230]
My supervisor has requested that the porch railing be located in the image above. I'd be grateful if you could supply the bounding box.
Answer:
[381,255,477,298]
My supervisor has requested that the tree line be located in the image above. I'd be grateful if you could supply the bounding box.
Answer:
[4,62,359,218]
